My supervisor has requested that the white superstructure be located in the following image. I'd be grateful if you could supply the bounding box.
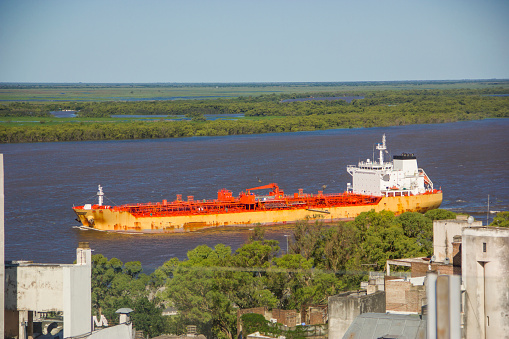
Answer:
[97,185,104,206]
[347,134,434,197]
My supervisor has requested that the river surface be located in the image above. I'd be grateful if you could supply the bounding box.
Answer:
[2,119,508,271]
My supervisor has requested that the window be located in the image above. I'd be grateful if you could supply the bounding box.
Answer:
[483,242,487,253]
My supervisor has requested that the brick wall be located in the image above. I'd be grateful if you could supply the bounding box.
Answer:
[272,309,299,327]
[411,261,430,277]
[309,310,324,325]
[386,280,426,313]
[411,261,460,277]
[301,305,328,325]
[386,280,410,312]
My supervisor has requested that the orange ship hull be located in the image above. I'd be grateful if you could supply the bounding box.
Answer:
[73,189,442,233]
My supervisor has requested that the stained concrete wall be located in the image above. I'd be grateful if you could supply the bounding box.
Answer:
[433,217,482,262]
[5,264,65,311]
[462,227,509,339]
[328,290,385,339]
[63,263,92,337]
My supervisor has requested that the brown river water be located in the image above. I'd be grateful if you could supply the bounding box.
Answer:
[1,119,508,271]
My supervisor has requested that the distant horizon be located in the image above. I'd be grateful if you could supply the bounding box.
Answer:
[2,78,508,85]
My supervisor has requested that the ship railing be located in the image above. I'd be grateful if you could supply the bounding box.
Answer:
[126,193,382,216]
[418,168,434,191]
[76,204,111,210]
[116,191,386,215]
[130,203,252,217]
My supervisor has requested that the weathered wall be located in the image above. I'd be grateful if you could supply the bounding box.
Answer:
[271,309,299,327]
[4,264,65,311]
[386,278,426,313]
[328,291,385,339]
[309,310,324,325]
[64,263,92,337]
[302,305,328,325]
[433,217,481,262]
[409,261,460,277]
[462,227,509,339]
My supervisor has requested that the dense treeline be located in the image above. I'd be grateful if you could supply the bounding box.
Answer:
[1,107,506,143]
[1,88,508,143]
[92,209,465,338]
[0,102,54,117]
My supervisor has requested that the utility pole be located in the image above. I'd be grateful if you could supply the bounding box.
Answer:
[0,155,4,339]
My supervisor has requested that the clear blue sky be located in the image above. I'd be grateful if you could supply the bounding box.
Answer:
[1,0,508,83]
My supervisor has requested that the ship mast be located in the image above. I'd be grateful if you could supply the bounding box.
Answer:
[97,185,104,206]
[376,134,387,166]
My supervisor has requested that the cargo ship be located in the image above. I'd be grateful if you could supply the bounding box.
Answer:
[73,135,442,233]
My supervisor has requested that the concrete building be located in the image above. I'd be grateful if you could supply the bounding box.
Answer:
[360,271,385,294]
[327,290,385,338]
[4,242,92,338]
[433,215,481,263]
[386,216,476,278]
[341,215,509,338]
[462,226,509,339]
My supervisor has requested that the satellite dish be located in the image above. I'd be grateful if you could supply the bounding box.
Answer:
[444,258,450,265]
[430,255,436,263]
[467,216,474,224]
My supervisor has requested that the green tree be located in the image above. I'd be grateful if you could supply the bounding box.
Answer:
[91,254,165,336]
[322,222,359,272]
[490,211,509,227]
[290,220,325,260]
[128,297,168,337]
[240,313,270,337]
[162,245,238,338]
[351,210,427,270]
[424,208,456,220]
[233,240,280,268]
[397,212,433,255]
[267,254,314,309]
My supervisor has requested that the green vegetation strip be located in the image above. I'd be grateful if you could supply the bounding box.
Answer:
[1,86,508,143]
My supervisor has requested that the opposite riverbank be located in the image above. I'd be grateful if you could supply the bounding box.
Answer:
[1,82,508,143]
